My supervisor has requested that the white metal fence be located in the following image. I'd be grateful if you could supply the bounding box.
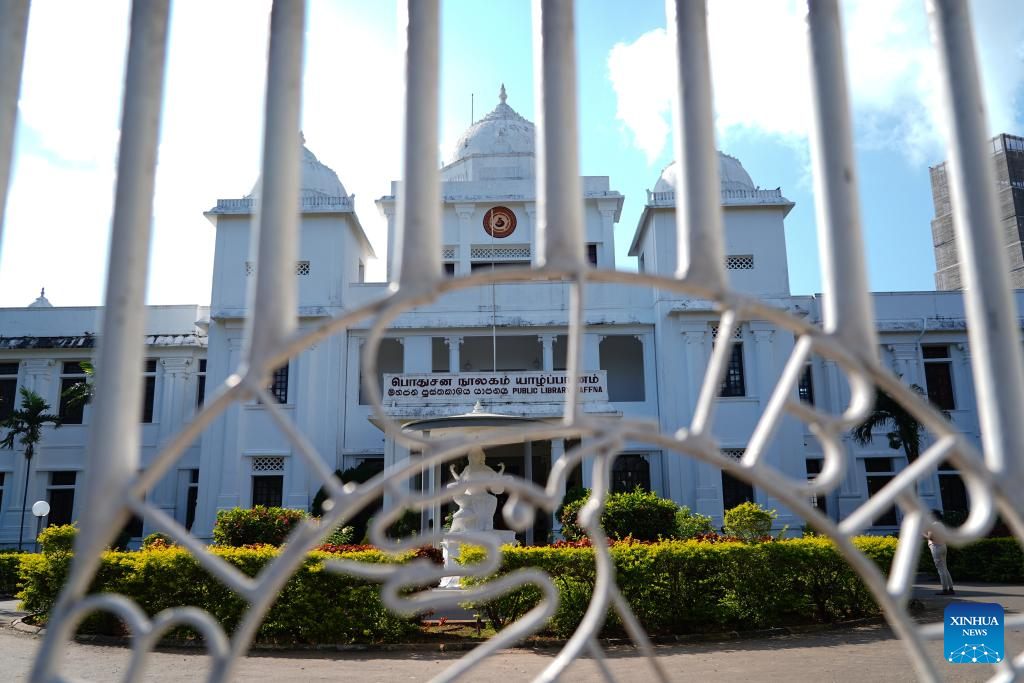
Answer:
[2,0,1023,681]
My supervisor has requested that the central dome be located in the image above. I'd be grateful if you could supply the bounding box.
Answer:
[443,85,535,181]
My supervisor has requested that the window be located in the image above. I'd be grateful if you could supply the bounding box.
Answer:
[59,362,88,424]
[185,469,199,531]
[359,339,403,404]
[712,325,746,398]
[0,471,5,511]
[720,345,746,397]
[123,514,144,539]
[721,449,754,512]
[805,459,827,514]
[267,363,289,404]
[864,457,898,526]
[196,359,207,407]
[443,262,456,277]
[599,336,645,402]
[461,335,542,373]
[586,244,598,266]
[798,364,815,405]
[358,260,366,283]
[141,359,156,423]
[469,261,523,273]
[295,260,310,275]
[431,338,450,372]
[252,475,283,508]
[922,345,955,410]
[937,460,969,521]
[638,253,645,273]
[0,361,18,422]
[612,454,650,493]
[47,471,77,527]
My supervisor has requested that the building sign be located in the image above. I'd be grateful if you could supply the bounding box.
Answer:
[383,371,608,405]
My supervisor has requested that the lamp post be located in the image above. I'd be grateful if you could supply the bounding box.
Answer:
[31,499,49,552]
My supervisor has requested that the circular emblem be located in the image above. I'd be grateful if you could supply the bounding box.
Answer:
[482,206,517,239]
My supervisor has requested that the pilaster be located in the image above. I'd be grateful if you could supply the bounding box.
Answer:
[454,203,475,276]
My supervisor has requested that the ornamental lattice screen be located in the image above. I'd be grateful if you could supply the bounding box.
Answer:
[1,1,1023,681]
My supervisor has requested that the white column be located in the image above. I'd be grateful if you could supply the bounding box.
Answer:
[597,200,617,268]
[524,441,533,545]
[445,336,463,373]
[583,333,601,372]
[21,359,55,403]
[886,343,923,386]
[382,205,398,282]
[538,334,555,371]
[637,333,655,406]
[750,325,774,401]
[454,204,474,276]
[550,438,565,538]
[158,358,191,444]
[681,325,720,518]
[524,203,538,265]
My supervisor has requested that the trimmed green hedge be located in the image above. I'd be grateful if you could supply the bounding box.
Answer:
[918,538,1024,583]
[0,552,23,596]
[17,546,415,643]
[462,537,899,637]
[212,507,307,547]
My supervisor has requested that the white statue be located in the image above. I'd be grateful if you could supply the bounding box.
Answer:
[448,447,505,533]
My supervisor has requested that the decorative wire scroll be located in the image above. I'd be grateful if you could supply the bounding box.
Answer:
[26,266,1022,683]
[11,0,1024,682]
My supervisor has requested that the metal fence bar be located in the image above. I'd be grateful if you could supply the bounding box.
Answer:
[927,0,1024,500]
[395,0,441,289]
[665,0,726,291]
[533,0,585,270]
[32,1,170,680]
[805,0,877,357]
[0,0,30,252]
[243,0,305,375]
[14,1,1024,680]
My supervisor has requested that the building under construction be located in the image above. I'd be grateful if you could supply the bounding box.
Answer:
[931,133,1024,290]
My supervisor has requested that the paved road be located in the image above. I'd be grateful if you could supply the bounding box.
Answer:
[2,582,1022,681]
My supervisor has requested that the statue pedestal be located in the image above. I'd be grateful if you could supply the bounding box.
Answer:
[438,530,518,590]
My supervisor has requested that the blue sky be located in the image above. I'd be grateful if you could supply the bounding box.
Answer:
[0,0,1022,307]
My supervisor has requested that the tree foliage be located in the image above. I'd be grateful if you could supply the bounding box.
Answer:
[850,385,930,462]
[0,387,62,456]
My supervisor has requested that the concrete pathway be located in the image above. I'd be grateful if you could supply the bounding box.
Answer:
[2,582,1022,681]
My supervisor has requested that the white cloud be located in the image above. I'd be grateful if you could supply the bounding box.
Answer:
[607,0,1024,165]
[1,0,405,306]
[607,29,673,163]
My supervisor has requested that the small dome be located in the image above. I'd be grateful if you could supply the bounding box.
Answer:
[447,85,535,166]
[28,288,52,308]
[654,153,756,194]
[249,132,347,198]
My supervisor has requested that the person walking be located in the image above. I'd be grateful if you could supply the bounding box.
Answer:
[925,511,955,595]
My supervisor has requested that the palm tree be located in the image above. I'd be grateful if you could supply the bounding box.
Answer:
[1,388,62,550]
[850,385,927,462]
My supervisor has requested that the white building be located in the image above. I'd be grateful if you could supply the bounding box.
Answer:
[0,89,991,546]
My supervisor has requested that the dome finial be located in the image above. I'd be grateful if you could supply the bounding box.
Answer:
[28,287,52,308]
[499,83,507,104]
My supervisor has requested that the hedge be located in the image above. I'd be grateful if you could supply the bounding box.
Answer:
[918,538,1024,583]
[0,552,22,596]
[462,537,899,637]
[17,545,416,644]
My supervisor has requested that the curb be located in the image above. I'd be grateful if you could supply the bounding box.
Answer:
[2,614,887,652]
